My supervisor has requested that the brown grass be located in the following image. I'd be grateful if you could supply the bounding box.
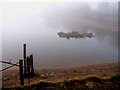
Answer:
[2,62,118,87]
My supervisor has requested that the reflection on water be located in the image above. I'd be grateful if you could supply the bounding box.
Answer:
[2,28,118,68]
[2,2,118,68]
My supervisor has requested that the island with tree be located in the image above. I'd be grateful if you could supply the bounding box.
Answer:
[58,31,94,39]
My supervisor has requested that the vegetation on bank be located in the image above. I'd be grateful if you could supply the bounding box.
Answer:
[2,74,120,90]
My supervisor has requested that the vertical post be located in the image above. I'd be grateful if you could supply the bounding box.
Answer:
[19,60,24,88]
[27,57,30,74]
[23,44,26,60]
[30,54,34,75]
[23,44,26,77]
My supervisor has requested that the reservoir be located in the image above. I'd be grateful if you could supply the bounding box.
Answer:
[2,2,118,68]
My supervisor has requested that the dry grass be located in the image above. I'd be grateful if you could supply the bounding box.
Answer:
[2,62,118,88]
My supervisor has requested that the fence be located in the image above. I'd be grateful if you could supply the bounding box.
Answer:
[0,44,35,89]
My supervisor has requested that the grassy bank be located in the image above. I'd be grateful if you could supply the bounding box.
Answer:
[2,74,120,90]
[2,63,119,90]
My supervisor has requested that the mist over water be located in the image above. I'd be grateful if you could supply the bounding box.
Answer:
[2,2,118,68]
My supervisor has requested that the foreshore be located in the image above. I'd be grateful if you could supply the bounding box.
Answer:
[2,62,118,87]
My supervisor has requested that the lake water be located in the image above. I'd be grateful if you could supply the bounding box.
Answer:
[2,18,118,68]
[2,2,118,68]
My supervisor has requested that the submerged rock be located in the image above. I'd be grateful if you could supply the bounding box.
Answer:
[40,72,55,78]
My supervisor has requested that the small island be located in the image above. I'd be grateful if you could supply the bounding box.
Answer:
[58,31,95,39]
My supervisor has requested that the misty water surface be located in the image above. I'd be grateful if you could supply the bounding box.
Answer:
[2,2,118,68]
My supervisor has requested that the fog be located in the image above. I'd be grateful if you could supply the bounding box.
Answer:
[45,2,118,47]
[2,2,118,68]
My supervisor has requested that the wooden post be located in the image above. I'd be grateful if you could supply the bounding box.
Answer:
[24,58,27,78]
[27,57,30,74]
[30,55,34,75]
[23,44,26,77]
[19,60,24,88]
[23,44,26,60]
